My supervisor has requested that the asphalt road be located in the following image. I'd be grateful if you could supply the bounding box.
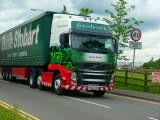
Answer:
[0,78,160,120]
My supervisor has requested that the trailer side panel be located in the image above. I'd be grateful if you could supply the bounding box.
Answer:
[0,14,53,67]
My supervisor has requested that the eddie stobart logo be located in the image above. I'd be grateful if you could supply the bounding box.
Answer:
[89,55,102,59]
[84,53,106,62]
[76,22,107,31]
[0,24,40,51]
[72,21,110,33]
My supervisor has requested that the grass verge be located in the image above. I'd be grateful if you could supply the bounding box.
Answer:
[0,105,28,120]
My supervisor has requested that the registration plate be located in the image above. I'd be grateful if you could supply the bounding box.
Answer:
[88,86,99,91]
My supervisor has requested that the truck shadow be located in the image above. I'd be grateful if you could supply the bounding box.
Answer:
[0,76,110,99]
[0,77,27,86]
[14,79,29,86]
[64,90,111,99]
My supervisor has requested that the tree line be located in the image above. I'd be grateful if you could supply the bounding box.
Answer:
[142,58,160,69]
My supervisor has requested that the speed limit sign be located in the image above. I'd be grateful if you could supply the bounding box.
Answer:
[130,28,141,42]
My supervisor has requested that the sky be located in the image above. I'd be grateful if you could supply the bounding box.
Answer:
[0,0,160,63]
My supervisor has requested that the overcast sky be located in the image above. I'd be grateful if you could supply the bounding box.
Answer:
[0,0,160,63]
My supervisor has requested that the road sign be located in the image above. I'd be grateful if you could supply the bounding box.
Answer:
[130,28,141,42]
[129,41,142,49]
[152,72,160,83]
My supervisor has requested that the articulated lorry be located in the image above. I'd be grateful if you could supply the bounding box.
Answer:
[0,12,118,96]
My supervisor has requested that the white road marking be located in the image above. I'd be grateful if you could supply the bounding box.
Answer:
[0,100,40,120]
[64,96,111,109]
[148,117,159,120]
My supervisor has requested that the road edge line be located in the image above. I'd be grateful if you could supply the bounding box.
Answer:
[0,100,40,120]
[109,93,160,105]
[110,91,160,103]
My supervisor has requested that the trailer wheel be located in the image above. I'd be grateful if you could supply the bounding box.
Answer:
[37,73,44,90]
[8,71,15,82]
[5,71,9,81]
[28,71,37,88]
[2,70,6,80]
[54,73,64,95]
[93,91,105,97]
[8,72,12,81]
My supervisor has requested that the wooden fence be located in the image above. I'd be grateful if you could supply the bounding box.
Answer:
[115,69,160,93]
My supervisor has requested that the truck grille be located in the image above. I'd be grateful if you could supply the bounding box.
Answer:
[80,74,107,80]
[77,73,111,86]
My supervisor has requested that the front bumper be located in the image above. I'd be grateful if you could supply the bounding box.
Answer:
[61,80,115,91]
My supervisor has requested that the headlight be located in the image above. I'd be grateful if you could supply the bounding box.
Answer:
[71,72,77,81]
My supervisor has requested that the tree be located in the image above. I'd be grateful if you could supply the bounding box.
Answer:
[149,57,154,62]
[142,58,160,69]
[143,58,154,69]
[79,8,93,16]
[61,5,68,14]
[105,0,143,60]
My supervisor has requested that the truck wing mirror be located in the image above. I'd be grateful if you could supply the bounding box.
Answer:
[114,39,118,54]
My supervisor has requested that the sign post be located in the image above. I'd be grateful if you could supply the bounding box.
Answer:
[132,48,136,69]
[130,28,142,69]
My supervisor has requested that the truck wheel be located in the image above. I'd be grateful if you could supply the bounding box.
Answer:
[7,72,12,81]
[5,71,9,81]
[2,70,6,80]
[93,91,106,97]
[8,71,15,82]
[28,71,37,88]
[37,73,44,90]
[54,74,64,95]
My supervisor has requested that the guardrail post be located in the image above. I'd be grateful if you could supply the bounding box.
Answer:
[144,71,148,91]
[125,68,128,86]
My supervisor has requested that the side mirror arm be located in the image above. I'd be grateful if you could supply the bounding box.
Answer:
[114,39,118,54]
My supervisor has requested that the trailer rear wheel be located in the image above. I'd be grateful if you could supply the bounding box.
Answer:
[28,71,37,88]
[93,91,105,97]
[37,73,44,90]
[2,70,6,80]
[54,73,64,95]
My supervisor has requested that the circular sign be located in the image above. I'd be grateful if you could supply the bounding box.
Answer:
[130,28,141,42]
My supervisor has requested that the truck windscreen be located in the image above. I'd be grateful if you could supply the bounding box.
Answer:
[71,33,115,54]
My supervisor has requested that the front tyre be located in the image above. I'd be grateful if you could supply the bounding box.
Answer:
[54,74,64,95]
[93,91,106,97]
